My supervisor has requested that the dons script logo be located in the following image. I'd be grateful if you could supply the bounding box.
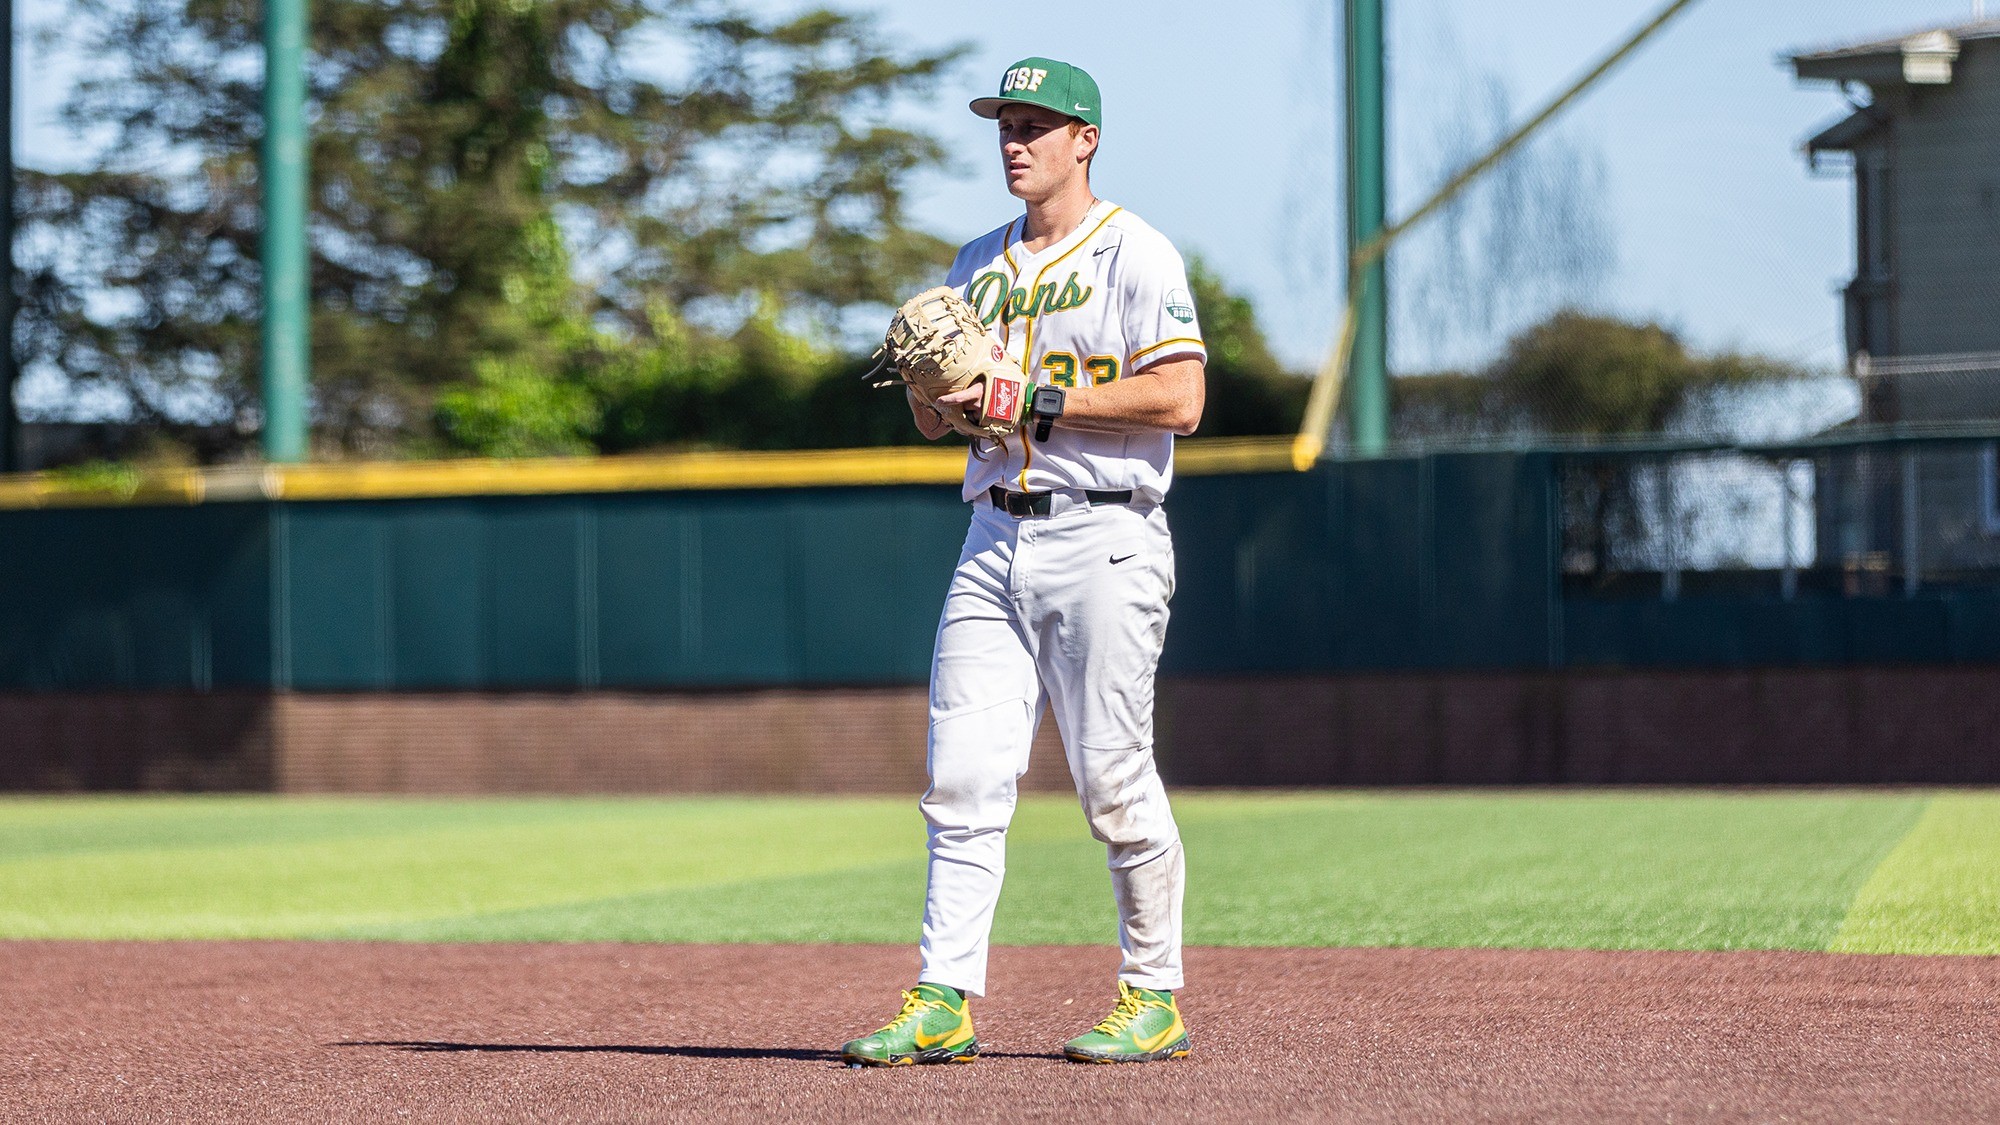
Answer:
[988,376,1023,422]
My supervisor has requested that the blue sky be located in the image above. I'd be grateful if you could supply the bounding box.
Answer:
[14,0,1985,373]
[858,0,1980,373]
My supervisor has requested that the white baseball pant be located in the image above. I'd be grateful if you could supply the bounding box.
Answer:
[916,493,1185,998]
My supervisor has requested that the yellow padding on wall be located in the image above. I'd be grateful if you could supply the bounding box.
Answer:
[0,436,1297,509]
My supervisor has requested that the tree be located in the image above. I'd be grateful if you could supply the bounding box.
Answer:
[1390,311,1815,446]
[1183,257,1307,437]
[1388,20,1614,374]
[1490,310,1804,437]
[22,0,964,458]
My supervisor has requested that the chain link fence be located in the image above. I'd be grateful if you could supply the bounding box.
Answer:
[1561,436,2000,600]
[1855,351,2000,429]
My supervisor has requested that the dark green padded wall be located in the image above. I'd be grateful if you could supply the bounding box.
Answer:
[1160,452,1557,673]
[270,486,970,689]
[1162,467,1340,674]
[6,448,2000,693]
[0,505,270,689]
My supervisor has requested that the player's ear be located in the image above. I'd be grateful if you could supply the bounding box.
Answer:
[1075,123,1099,164]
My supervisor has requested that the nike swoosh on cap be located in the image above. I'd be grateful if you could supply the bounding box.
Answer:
[1074,104,1092,113]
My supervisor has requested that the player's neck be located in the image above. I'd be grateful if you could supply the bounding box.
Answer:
[1020,181,1099,253]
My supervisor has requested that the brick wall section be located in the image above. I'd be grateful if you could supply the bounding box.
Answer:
[1156,674,1576,785]
[6,668,2000,793]
[1156,668,2000,785]
[272,688,1078,796]
[0,691,274,791]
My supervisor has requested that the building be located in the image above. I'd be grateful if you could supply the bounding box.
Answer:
[1791,20,2000,584]
[1792,20,2000,373]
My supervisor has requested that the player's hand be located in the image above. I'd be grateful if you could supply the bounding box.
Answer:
[907,387,954,440]
[925,382,986,435]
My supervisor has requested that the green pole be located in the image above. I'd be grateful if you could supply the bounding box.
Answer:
[1345,0,1388,456]
[261,0,308,462]
[1,0,17,472]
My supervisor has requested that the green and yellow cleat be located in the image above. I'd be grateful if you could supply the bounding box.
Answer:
[1062,982,1192,1064]
[840,983,979,1067]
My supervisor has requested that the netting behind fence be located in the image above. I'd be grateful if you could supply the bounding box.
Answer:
[1318,4,2000,456]
[1562,437,2000,599]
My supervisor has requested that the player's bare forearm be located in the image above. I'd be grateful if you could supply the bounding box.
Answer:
[1058,357,1205,436]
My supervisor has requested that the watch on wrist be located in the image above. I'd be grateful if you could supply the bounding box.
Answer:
[1031,384,1066,442]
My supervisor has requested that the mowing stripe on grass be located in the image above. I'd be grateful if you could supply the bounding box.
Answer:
[1176,791,1926,951]
[343,792,1920,950]
[0,797,921,939]
[1830,792,2000,955]
[329,857,932,944]
[0,792,1940,950]
[325,798,1113,943]
[0,796,652,862]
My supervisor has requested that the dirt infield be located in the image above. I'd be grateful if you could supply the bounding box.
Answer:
[4,942,1997,1123]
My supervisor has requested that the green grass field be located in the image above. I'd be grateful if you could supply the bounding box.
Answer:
[2,791,1994,954]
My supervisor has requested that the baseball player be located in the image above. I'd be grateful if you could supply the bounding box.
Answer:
[841,56,1205,1067]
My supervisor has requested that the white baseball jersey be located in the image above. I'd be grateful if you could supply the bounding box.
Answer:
[943,201,1206,503]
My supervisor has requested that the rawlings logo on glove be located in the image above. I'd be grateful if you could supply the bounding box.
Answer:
[864,287,1029,440]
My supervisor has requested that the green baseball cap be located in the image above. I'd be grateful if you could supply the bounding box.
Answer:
[969,57,1102,128]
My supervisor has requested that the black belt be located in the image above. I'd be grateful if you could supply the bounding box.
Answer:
[987,485,1133,517]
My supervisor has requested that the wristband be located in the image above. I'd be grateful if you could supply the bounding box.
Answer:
[1031,384,1066,442]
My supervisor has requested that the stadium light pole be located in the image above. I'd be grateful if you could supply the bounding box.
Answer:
[1300,0,1697,469]
[1345,0,1389,457]
[1,0,17,473]
[261,0,309,463]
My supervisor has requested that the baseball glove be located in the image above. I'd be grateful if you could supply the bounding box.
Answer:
[864,287,1029,440]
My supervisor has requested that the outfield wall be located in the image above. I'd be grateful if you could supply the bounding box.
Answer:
[4,439,1999,791]
[7,664,2000,791]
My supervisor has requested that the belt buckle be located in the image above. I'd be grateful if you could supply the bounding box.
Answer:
[990,486,1047,517]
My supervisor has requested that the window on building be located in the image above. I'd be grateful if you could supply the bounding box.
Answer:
[1859,153,1890,281]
